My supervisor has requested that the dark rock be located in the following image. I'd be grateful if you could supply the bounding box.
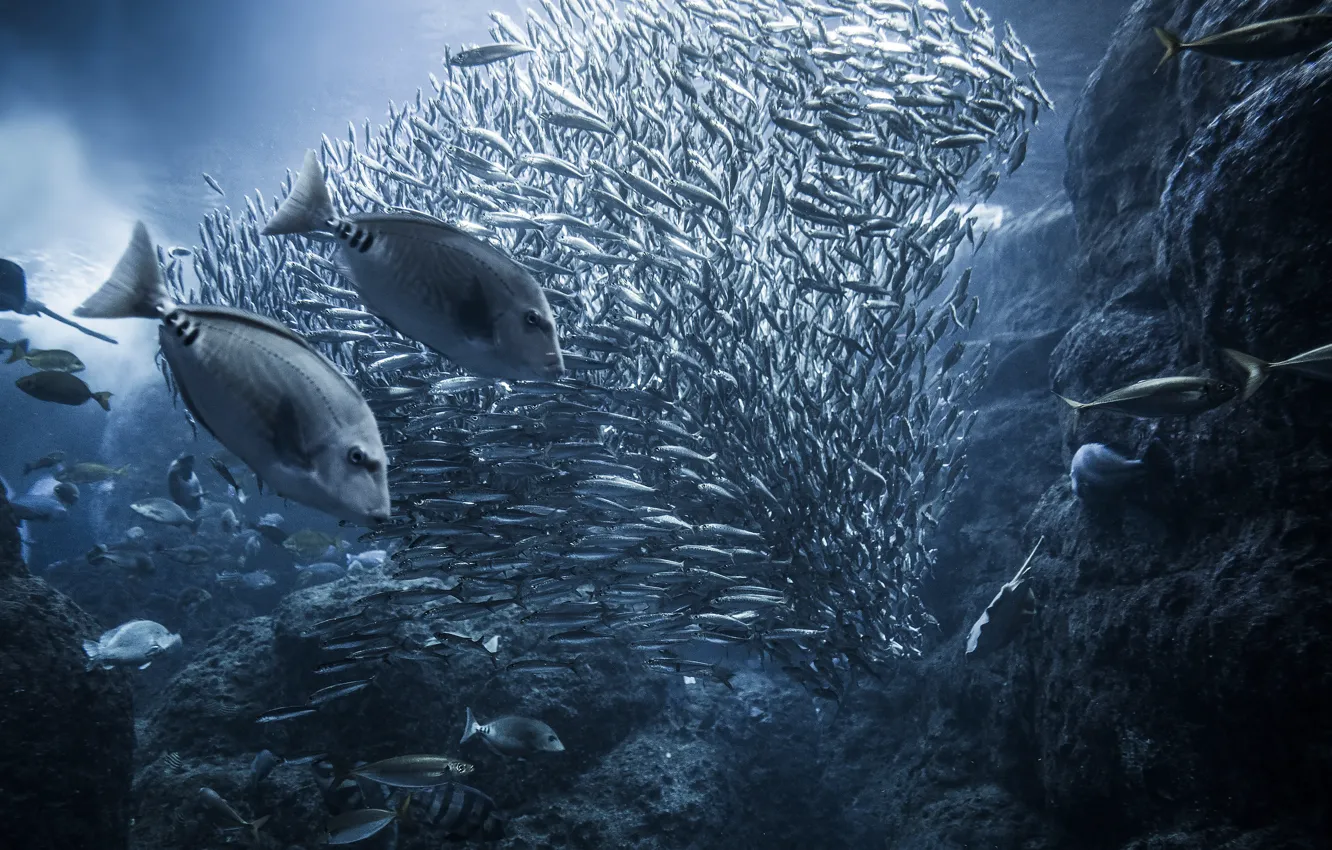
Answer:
[0,481,135,850]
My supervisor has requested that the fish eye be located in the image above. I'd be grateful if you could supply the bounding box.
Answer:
[347,447,366,466]
[547,734,557,741]
[524,309,544,330]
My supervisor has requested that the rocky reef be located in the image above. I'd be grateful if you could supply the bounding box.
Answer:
[0,481,136,849]
[9,1,1331,848]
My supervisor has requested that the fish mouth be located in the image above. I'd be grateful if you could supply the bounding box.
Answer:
[542,354,565,379]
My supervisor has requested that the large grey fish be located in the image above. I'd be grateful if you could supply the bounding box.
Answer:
[75,222,390,525]
[1154,15,1332,70]
[262,150,564,381]
[1055,376,1236,417]
[84,619,182,671]
[460,708,566,757]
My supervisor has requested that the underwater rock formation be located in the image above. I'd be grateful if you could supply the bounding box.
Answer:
[0,483,136,849]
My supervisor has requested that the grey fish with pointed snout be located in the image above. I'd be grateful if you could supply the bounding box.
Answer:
[1055,375,1236,418]
[74,222,390,526]
[262,150,564,382]
[1154,15,1332,71]
[1070,443,1148,500]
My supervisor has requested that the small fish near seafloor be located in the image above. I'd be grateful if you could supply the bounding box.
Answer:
[167,453,205,512]
[74,221,390,526]
[1154,14,1332,71]
[1069,443,1148,500]
[461,707,566,757]
[84,619,182,671]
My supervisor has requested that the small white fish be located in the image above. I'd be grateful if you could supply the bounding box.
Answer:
[202,172,225,196]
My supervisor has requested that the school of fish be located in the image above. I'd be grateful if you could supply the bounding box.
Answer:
[148,0,1041,697]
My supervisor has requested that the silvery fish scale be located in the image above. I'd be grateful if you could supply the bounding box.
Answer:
[176,0,1038,696]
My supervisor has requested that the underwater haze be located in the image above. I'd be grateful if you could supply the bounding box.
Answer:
[2,1,1330,849]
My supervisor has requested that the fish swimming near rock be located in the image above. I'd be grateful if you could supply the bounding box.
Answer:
[460,708,565,757]
[167,453,205,512]
[216,569,276,590]
[5,339,86,372]
[198,787,269,841]
[282,528,340,561]
[1223,345,1332,400]
[23,450,64,475]
[0,257,118,343]
[1154,14,1332,71]
[74,222,391,525]
[411,782,506,841]
[249,749,284,792]
[56,462,128,484]
[263,150,564,382]
[15,370,111,410]
[326,801,408,845]
[966,537,1044,660]
[208,455,247,503]
[1070,443,1148,500]
[349,754,474,788]
[131,497,202,531]
[53,481,79,506]
[84,619,182,670]
[1055,376,1236,418]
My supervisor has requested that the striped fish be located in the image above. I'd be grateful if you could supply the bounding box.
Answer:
[414,782,505,841]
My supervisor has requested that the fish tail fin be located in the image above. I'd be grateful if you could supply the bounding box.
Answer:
[116,465,129,477]
[1222,348,1270,402]
[1153,27,1184,72]
[82,640,101,670]
[92,391,112,412]
[75,222,172,320]
[6,338,27,363]
[262,150,336,236]
[461,706,479,744]
[190,515,202,533]
[249,815,270,842]
[1053,392,1087,411]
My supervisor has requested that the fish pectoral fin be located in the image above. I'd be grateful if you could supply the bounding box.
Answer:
[456,276,497,343]
[269,396,318,469]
